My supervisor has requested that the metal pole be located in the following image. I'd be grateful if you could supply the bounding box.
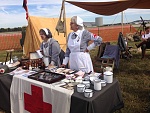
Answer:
[63,0,67,42]
[98,26,100,36]
[121,11,124,34]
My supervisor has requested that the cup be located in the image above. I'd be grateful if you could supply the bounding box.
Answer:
[101,80,106,87]
[12,56,18,63]
[94,79,101,91]
[77,84,86,93]
[103,71,113,83]
[90,76,98,84]
[84,89,93,98]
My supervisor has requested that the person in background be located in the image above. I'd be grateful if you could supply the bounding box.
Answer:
[20,26,26,48]
[135,27,150,59]
[61,16,103,73]
[39,28,61,67]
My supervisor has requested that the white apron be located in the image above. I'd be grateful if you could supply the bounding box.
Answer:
[68,31,93,73]
[42,39,50,67]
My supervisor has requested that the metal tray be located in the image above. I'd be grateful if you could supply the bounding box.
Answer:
[28,70,66,84]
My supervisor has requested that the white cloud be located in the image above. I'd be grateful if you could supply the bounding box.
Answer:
[1,7,9,14]
[0,12,27,28]
[125,9,150,15]
[0,0,62,6]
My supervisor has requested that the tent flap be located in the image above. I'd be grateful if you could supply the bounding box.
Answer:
[66,0,150,15]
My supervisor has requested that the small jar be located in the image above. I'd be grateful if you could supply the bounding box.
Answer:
[77,84,86,93]
[103,71,113,83]
[101,80,106,87]
[94,79,101,91]
[84,89,93,98]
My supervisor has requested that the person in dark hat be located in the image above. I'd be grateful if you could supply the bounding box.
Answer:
[135,27,150,59]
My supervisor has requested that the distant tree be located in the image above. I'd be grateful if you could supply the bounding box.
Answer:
[0,28,5,32]
[8,28,11,32]
[14,27,19,31]
[0,26,25,32]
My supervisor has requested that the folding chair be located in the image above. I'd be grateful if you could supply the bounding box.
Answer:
[101,45,120,69]
[96,42,110,58]
[94,42,111,72]
[5,49,14,64]
[94,44,120,71]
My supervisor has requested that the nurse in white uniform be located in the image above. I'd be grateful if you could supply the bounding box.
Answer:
[61,16,103,73]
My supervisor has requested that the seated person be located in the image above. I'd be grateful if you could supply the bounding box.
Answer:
[135,27,150,59]
[39,28,61,67]
[133,30,141,42]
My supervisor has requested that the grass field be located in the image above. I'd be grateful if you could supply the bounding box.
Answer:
[91,41,150,113]
[0,41,150,113]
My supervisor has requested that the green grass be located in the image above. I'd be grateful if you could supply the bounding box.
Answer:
[0,41,150,113]
[0,50,23,63]
[91,41,150,113]
[114,57,150,113]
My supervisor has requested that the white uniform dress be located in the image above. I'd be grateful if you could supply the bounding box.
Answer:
[42,40,50,67]
[142,33,150,39]
[67,30,93,73]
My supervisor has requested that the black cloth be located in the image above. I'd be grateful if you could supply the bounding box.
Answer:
[144,39,150,48]
[117,32,126,52]
[117,32,132,59]
[0,74,13,113]
[70,79,124,113]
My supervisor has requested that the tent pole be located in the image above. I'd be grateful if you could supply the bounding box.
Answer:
[121,11,124,34]
[63,0,67,45]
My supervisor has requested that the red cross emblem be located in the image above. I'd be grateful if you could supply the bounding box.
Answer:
[92,33,97,38]
[24,85,52,113]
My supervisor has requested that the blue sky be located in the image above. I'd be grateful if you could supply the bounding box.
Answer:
[0,0,150,28]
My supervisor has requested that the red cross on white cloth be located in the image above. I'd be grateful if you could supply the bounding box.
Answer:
[10,73,74,113]
[24,85,52,113]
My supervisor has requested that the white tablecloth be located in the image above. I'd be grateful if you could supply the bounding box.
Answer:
[10,74,73,113]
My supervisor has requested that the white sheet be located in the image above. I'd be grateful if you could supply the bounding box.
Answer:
[10,74,74,113]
